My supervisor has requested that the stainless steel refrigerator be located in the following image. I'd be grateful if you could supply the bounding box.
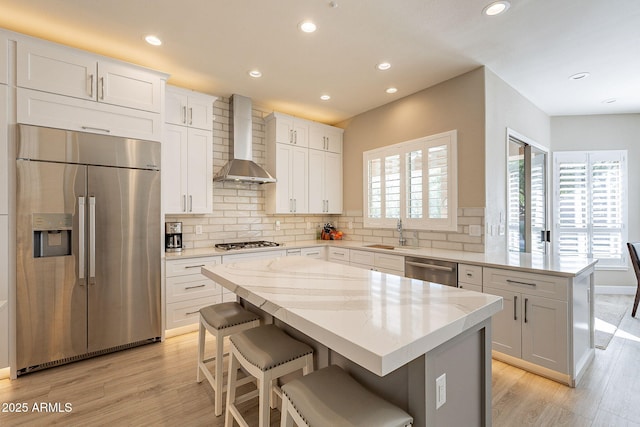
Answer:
[16,124,161,374]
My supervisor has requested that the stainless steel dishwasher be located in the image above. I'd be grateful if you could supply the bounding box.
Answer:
[404,256,458,287]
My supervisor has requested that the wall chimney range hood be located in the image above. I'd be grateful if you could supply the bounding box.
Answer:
[213,94,276,184]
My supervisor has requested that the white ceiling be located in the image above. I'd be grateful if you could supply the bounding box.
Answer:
[1,0,639,124]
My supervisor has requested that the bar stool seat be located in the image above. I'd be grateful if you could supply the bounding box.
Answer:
[281,365,413,427]
[197,302,261,416]
[225,324,314,427]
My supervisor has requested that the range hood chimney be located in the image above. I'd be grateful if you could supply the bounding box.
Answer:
[213,94,276,184]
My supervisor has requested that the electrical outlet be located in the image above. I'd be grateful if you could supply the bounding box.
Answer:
[436,373,446,409]
[275,220,281,231]
[195,225,203,235]
[469,224,481,237]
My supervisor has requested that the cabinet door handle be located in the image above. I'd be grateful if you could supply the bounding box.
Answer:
[293,198,297,212]
[185,310,199,316]
[81,126,110,133]
[182,106,187,124]
[507,279,537,287]
[524,298,529,323]
[185,284,206,290]
[514,295,518,321]
[185,264,206,269]
[182,195,187,212]
[189,107,193,125]
[87,74,94,98]
[294,130,298,144]
[99,76,105,100]
[189,195,193,212]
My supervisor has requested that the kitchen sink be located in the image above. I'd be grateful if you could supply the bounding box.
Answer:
[364,244,422,250]
[365,244,396,250]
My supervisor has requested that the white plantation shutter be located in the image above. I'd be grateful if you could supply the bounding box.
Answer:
[553,151,627,268]
[363,130,457,230]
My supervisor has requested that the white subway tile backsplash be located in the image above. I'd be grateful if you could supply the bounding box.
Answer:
[168,96,486,252]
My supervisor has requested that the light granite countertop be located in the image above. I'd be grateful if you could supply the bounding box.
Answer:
[202,256,503,376]
[168,239,596,277]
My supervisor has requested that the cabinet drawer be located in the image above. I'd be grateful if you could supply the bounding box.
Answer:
[459,282,482,293]
[374,253,404,273]
[483,267,568,301]
[350,250,374,266]
[165,296,219,330]
[458,264,482,286]
[301,247,326,259]
[166,276,221,304]
[328,247,350,264]
[17,88,162,141]
[166,256,221,277]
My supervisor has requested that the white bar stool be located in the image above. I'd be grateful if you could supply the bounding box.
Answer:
[280,365,413,427]
[197,302,261,416]
[225,324,314,427]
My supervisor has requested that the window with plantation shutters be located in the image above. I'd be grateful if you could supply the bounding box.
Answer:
[363,130,457,231]
[553,150,627,269]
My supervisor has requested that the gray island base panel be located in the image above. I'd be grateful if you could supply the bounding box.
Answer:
[202,257,503,427]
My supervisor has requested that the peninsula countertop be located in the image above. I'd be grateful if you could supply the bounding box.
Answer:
[170,239,597,277]
[201,256,503,376]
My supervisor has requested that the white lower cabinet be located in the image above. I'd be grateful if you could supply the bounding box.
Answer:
[287,247,326,259]
[483,267,569,375]
[349,249,404,275]
[165,256,222,332]
[458,263,482,292]
[0,215,7,369]
[327,247,350,265]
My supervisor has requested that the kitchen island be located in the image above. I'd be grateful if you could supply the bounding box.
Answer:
[202,256,502,427]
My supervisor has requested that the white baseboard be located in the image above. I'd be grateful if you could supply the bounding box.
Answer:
[595,285,636,295]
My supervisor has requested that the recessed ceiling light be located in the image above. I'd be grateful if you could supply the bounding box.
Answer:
[248,70,262,78]
[483,1,510,16]
[569,72,590,80]
[299,21,317,33]
[320,94,331,101]
[602,98,617,104]
[376,62,391,71]
[144,35,162,46]
[386,87,398,94]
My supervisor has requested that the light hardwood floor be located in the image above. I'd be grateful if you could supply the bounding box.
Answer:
[1,296,639,426]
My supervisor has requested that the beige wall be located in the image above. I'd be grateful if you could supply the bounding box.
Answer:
[551,114,640,288]
[339,67,486,214]
[484,68,551,253]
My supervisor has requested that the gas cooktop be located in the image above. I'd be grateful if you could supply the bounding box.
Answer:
[215,241,281,251]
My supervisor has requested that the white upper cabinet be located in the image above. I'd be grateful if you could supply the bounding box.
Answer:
[271,112,308,147]
[308,149,342,214]
[309,122,343,153]
[17,38,163,113]
[0,31,8,85]
[165,85,214,130]
[266,111,343,214]
[163,124,213,214]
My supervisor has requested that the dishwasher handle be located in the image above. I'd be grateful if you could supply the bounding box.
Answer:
[405,260,454,272]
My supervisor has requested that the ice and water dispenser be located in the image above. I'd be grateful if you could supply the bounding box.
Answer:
[32,213,73,258]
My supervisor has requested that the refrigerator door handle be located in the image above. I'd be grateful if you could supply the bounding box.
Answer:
[89,196,96,279]
[78,196,86,280]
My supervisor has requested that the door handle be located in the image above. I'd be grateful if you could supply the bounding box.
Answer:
[405,261,454,272]
[78,197,86,279]
[524,298,529,323]
[189,195,193,212]
[99,77,105,100]
[182,195,187,212]
[182,106,187,124]
[89,196,96,279]
[87,74,94,98]
[189,107,193,125]
[513,295,517,321]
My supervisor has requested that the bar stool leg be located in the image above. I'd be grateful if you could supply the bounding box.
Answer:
[214,330,224,416]
[279,396,294,427]
[196,319,206,383]
[259,371,272,427]
[224,353,239,427]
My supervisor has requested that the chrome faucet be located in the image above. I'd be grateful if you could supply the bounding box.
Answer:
[397,219,407,246]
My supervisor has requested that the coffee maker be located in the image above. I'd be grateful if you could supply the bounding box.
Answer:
[165,222,183,252]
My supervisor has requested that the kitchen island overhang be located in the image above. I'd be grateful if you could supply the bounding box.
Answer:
[202,257,503,427]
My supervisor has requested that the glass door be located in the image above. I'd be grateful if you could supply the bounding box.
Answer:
[507,133,549,254]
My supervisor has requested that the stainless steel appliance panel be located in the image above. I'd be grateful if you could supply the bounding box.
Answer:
[404,256,458,287]
[16,161,88,370]
[87,165,161,352]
